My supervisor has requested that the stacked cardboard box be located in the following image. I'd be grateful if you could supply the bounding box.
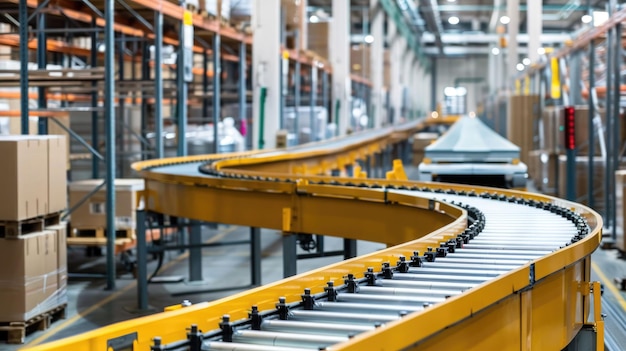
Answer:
[0,135,68,322]
[557,155,605,212]
[308,22,329,60]
[69,179,144,230]
[508,95,539,167]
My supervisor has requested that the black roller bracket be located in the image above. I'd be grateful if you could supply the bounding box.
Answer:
[410,251,423,267]
[276,297,290,319]
[219,315,234,342]
[365,267,377,286]
[345,274,359,293]
[382,262,394,279]
[249,305,262,330]
[436,246,448,257]
[424,248,436,262]
[187,324,203,351]
[325,282,338,302]
[151,337,164,351]
[301,289,315,310]
[396,256,410,273]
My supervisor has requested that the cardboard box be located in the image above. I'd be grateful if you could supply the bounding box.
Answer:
[558,155,605,212]
[0,230,65,322]
[46,136,68,213]
[308,22,329,60]
[46,222,67,290]
[69,179,144,229]
[0,136,49,220]
[47,115,71,170]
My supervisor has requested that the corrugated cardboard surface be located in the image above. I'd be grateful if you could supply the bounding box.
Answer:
[0,230,65,322]
[308,22,329,60]
[508,95,539,167]
[69,179,144,229]
[46,222,67,290]
[557,155,605,212]
[0,137,49,220]
[47,136,68,213]
[47,116,71,170]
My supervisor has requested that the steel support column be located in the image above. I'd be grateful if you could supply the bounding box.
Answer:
[213,32,221,153]
[154,10,164,158]
[294,30,301,144]
[19,0,28,135]
[104,0,117,290]
[239,41,247,146]
[430,58,437,112]
[322,69,329,123]
[252,0,280,149]
[527,0,541,63]
[282,234,297,278]
[136,209,148,310]
[250,227,261,286]
[343,239,357,260]
[612,22,622,238]
[37,11,47,135]
[330,0,350,136]
[189,221,203,282]
[309,64,318,142]
[605,18,614,228]
[91,17,99,177]
[588,41,595,208]
[176,12,188,157]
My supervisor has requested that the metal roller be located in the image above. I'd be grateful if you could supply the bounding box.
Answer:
[289,310,399,324]
[205,341,313,351]
[260,319,374,336]
[232,330,347,348]
[315,301,423,314]
[357,286,462,297]
[436,257,530,265]
[336,292,446,305]
[378,279,477,291]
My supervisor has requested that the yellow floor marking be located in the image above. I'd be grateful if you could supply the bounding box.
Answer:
[591,261,626,312]
[26,226,238,346]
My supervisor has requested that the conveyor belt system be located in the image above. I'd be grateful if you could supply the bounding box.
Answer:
[23,119,604,351]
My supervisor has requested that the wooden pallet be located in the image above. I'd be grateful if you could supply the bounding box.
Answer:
[0,304,66,344]
[0,212,62,239]
[71,227,136,240]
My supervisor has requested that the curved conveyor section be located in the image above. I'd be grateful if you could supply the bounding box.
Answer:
[23,120,603,351]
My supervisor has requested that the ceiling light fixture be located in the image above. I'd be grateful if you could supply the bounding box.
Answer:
[581,14,592,24]
[500,16,511,24]
[537,47,546,55]
[364,35,374,44]
[448,16,460,25]
[522,58,531,65]
[516,63,525,71]
[491,47,500,55]
[309,15,319,23]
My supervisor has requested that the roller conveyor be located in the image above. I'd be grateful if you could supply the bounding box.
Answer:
[23,120,604,351]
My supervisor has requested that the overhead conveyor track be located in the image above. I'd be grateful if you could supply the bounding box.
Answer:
[22,119,604,351]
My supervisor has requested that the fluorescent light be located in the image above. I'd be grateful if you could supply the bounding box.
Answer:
[447,0,456,2]
[364,34,374,44]
[491,47,500,55]
[448,16,460,25]
[593,11,609,27]
[500,16,511,25]
[516,63,525,71]
[537,47,546,55]
[309,15,319,23]
[522,58,531,65]
[581,14,592,24]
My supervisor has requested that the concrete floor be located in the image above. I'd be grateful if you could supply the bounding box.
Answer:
[5,168,626,350]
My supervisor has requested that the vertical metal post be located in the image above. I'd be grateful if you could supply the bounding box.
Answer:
[189,221,203,282]
[104,0,117,290]
[202,49,209,123]
[239,41,246,144]
[322,70,329,128]
[612,22,622,239]
[430,58,437,112]
[91,17,99,177]
[250,227,261,286]
[19,0,29,135]
[118,34,126,177]
[294,30,301,144]
[588,41,595,208]
[310,64,317,142]
[154,10,164,159]
[213,32,221,153]
[141,40,149,159]
[605,21,613,224]
[176,17,187,156]
[136,209,148,310]
[282,234,297,278]
[343,239,357,260]
[365,155,371,177]
[345,164,353,177]
[37,12,47,135]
